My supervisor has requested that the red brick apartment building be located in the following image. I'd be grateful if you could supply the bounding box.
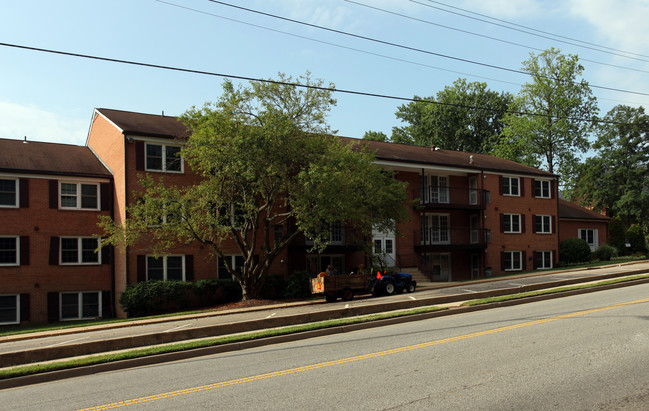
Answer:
[0,108,608,324]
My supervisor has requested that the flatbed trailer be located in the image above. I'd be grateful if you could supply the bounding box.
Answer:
[311,273,372,302]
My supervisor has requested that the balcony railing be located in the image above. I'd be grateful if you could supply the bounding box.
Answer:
[415,186,485,209]
[414,227,488,249]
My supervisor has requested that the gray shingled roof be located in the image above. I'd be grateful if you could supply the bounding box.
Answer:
[96,108,189,139]
[0,138,112,178]
[97,108,557,178]
[558,199,610,221]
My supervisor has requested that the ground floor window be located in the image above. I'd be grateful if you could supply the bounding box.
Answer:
[60,291,101,320]
[0,294,19,325]
[218,255,244,280]
[307,254,345,275]
[504,251,522,271]
[535,251,553,269]
[425,253,451,281]
[578,229,598,251]
[147,255,185,281]
[0,236,18,266]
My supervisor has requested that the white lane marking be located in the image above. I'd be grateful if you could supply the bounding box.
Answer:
[409,296,416,300]
[509,282,525,286]
[345,304,350,309]
[462,289,478,293]
[165,324,191,333]
[45,337,88,347]
[266,313,277,319]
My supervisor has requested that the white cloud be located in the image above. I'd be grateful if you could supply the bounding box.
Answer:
[0,101,88,146]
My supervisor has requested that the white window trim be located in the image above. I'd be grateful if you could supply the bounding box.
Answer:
[0,177,19,208]
[0,235,19,266]
[0,294,20,325]
[536,215,552,234]
[145,143,184,173]
[422,213,451,244]
[504,213,522,234]
[59,181,100,210]
[59,291,102,321]
[504,251,523,271]
[60,237,101,265]
[146,255,186,281]
[503,176,520,197]
[535,179,551,199]
[536,250,553,270]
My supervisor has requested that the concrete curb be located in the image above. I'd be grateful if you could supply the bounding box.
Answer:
[2,274,649,389]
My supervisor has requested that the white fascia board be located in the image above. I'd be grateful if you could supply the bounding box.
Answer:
[373,159,481,175]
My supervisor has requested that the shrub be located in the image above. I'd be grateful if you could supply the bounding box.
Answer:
[626,224,647,254]
[594,244,617,261]
[560,238,592,264]
[283,270,312,299]
[119,279,242,317]
[259,274,288,299]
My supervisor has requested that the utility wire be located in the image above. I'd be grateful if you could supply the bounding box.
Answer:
[347,0,649,75]
[420,0,649,60]
[0,41,640,127]
[202,0,649,97]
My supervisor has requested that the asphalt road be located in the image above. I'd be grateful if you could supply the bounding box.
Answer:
[3,282,649,410]
[2,261,648,359]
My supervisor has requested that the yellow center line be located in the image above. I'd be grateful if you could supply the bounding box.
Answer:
[81,297,649,410]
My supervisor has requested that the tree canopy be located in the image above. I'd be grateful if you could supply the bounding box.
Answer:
[389,78,514,153]
[100,73,408,299]
[494,48,598,190]
[573,105,649,227]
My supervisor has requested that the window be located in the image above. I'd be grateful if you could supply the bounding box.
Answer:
[218,255,244,280]
[535,215,552,234]
[422,214,450,244]
[0,294,19,325]
[0,236,19,266]
[60,292,101,320]
[0,178,17,207]
[329,222,344,244]
[146,143,183,172]
[503,177,520,196]
[60,182,99,210]
[422,175,449,204]
[306,254,344,275]
[536,251,553,269]
[146,199,183,227]
[579,229,599,251]
[147,255,185,281]
[60,237,100,265]
[504,251,522,271]
[504,214,521,233]
[535,180,551,198]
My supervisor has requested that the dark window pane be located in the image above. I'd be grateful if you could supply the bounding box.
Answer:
[0,237,17,264]
[61,238,79,263]
[166,256,183,281]
[81,184,98,209]
[147,257,164,280]
[165,146,182,172]
[82,293,99,317]
[146,144,163,170]
[0,295,18,323]
[61,293,79,319]
[60,183,77,208]
[0,179,16,206]
[81,238,99,263]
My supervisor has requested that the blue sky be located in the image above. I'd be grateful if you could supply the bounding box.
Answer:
[1,0,649,146]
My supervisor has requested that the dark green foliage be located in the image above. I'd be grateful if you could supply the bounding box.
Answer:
[594,244,617,261]
[283,270,312,299]
[608,217,627,255]
[560,238,592,264]
[119,279,241,317]
[258,274,288,299]
[626,224,647,253]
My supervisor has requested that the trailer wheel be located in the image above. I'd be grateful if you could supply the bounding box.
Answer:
[342,288,354,301]
[407,282,416,293]
[325,294,337,303]
[383,281,396,296]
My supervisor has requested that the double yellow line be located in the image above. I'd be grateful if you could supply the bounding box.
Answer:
[82,297,649,410]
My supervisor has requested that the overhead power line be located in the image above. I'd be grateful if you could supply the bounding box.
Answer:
[0,41,641,127]
[201,0,649,98]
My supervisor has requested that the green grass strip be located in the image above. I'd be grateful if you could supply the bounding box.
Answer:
[0,305,445,380]
[462,273,649,306]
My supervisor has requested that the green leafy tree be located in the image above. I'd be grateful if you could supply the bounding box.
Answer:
[608,216,627,255]
[627,224,647,254]
[495,48,598,190]
[390,78,514,152]
[100,73,408,300]
[362,130,389,142]
[573,105,649,226]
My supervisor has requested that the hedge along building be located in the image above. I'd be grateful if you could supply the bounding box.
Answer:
[1,107,606,323]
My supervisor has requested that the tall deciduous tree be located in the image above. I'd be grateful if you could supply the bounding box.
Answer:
[100,73,408,300]
[495,48,598,190]
[389,78,513,153]
[573,105,649,227]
